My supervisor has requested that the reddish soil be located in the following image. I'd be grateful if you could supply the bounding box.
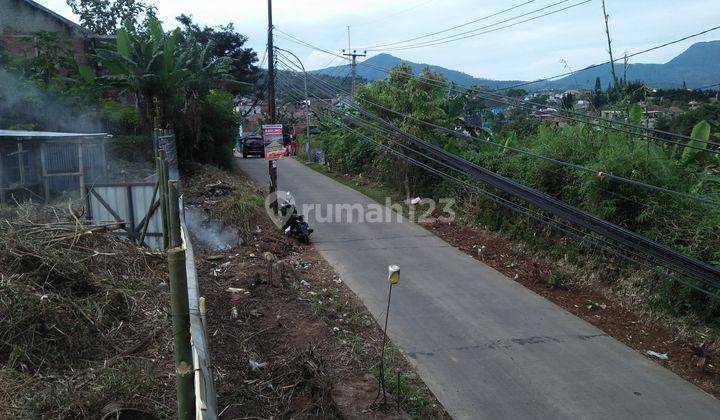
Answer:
[185,165,447,419]
[422,219,720,398]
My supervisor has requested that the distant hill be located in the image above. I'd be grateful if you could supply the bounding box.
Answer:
[311,41,720,90]
[550,40,720,89]
[311,53,524,89]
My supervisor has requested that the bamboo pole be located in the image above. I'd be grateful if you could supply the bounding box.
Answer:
[168,247,195,420]
[168,181,181,248]
[157,152,170,249]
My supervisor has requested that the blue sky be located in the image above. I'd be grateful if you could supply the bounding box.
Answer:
[38,0,720,80]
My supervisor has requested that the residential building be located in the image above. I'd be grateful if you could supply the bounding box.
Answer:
[0,0,107,62]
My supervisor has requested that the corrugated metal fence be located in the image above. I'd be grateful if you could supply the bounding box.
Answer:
[85,182,163,249]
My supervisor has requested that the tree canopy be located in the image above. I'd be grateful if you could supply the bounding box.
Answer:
[66,0,157,34]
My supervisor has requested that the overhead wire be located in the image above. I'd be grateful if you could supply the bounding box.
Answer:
[274,24,720,96]
[341,94,720,284]
[354,0,437,29]
[365,0,592,52]
[277,52,720,206]
[274,30,720,153]
[358,0,537,49]
[276,60,720,297]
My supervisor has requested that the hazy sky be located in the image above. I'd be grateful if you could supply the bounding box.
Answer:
[38,0,720,80]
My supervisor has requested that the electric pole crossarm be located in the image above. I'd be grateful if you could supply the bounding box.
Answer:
[342,49,366,103]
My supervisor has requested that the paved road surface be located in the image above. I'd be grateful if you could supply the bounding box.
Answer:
[238,157,720,419]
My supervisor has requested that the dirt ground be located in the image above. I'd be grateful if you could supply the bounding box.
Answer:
[421,219,720,399]
[184,165,448,419]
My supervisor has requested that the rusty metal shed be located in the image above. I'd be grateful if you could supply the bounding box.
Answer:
[0,130,108,202]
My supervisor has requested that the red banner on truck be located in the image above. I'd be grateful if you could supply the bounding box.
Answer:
[263,124,284,160]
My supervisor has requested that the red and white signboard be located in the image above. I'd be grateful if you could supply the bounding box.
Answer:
[263,124,284,160]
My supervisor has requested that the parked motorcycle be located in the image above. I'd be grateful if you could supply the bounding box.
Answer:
[280,192,313,244]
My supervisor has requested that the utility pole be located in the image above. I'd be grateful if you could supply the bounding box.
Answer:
[601,0,618,88]
[267,0,277,211]
[342,26,365,103]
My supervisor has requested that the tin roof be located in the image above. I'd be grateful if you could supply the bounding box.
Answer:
[0,130,108,139]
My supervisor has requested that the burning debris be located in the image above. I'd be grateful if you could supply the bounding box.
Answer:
[184,205,241,251]
[203,180,234,197]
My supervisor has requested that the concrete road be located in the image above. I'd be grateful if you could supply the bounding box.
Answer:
[238,157,720,419]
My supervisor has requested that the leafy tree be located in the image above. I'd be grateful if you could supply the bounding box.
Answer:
[97,17,238,164]
[97,19,187,130]
[561,93,574,110]
[66,0,157,34]
[505,88,527,98]
[16,32,75,87]
[176,14,260,95]
[591,76,605,109]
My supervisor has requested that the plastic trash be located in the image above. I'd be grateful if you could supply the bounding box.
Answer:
[249,359,268,371]
[646,350,669,360]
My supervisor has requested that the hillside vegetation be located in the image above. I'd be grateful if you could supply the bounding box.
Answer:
[310,63,720,324]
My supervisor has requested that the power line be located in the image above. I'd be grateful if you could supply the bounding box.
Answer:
[278,56,720,205]
[343,96,720,283]
[366,0,591,52]
[499,25,720,91]
[275,24,720,93]
[275,27,720,149]
[358,0,537,49]
[276,65,720,297]
[355,0,437,29]
[334,50,720,148]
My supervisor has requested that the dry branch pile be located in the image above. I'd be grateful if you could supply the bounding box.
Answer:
[0,203,173,419]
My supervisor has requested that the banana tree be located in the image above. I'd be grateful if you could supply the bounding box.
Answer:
[98,18,189,131]
[174,35,234,149]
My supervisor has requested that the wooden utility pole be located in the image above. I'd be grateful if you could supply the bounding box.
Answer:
[267,0,278,210]
[342,27,365,103]
[601,0,618,88]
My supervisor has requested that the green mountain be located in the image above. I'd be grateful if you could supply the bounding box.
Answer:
[312,41,720,90]
[312,53,524,89]
[550,40,720,89]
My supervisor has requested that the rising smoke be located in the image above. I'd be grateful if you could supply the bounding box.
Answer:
[0,68,102,133]
[184,205,241,252]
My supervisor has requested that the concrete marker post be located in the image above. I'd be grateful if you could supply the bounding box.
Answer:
[378,264,400,406]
